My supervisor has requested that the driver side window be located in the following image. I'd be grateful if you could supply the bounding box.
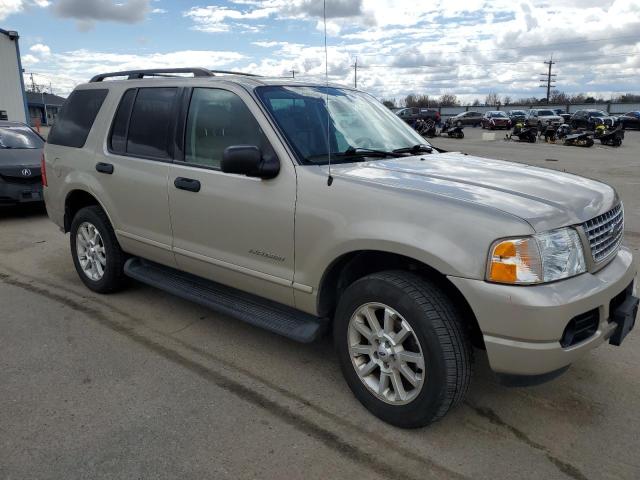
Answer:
[185,88,272,169]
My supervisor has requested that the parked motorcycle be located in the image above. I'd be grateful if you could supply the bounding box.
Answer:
[541,121,559,143]
[415,118,437,138]
[440,122,464,139]
[556,124,594,147]
[509,121,537,143]
[594,120,624,147]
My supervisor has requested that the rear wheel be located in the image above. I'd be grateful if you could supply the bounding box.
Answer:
[70,206,127,293]
[334,271,472,428]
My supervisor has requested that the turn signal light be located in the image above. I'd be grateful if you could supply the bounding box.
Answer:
[488,238,542,284]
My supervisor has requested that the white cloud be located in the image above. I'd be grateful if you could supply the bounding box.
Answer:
[0,0,49,20]
[29,43,51,56]
[21,53,39,65]
[151,8,166,14]
[24,47,248,96]
[10,0,640,102]
[184,5,276,32]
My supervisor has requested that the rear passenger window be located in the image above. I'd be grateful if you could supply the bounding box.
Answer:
[126,88,177,158]
[48,89,108,148]
[109,89,136,154]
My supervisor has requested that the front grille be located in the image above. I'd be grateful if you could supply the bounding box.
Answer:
[560,309,599,348]
[582,204,624,263]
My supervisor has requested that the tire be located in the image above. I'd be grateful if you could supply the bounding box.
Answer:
[70,205,127,293]
[334,271,472,428]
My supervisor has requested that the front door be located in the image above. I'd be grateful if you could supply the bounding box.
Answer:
[168,86,297,306]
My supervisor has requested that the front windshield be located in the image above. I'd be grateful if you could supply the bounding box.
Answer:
[0,126,44,149]
[256,86,430,165]
[588,111,608,117]
[538,110,555,116]
[510,110,526,115]
[489,112,507,118]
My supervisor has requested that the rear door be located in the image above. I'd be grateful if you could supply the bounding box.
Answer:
[96,86,178,266]
[167,86,297,306]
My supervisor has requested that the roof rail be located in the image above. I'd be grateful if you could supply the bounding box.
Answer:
[89,67,259,83]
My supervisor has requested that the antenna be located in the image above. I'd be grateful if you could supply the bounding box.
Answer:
[323,0,333,186]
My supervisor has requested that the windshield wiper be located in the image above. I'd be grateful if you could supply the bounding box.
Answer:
[392,144,433,154]
[342,146,405,158]
[305,147,403,163]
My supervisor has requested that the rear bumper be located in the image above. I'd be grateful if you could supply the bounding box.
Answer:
[42,186,65,230]
[449,247,637,376]
[0,179,43,204]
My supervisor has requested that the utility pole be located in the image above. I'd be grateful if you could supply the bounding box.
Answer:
[353,56,358,89]
[29,72,37,92]
[539,57,556,103]
[290,69,296,78]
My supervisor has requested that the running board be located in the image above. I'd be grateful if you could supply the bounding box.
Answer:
[124,258,328,343]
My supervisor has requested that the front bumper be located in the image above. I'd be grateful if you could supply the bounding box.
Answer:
[449,247,637,375]
[0,178,43,204]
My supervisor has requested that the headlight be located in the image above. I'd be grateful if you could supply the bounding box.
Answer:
[487,227,586,285]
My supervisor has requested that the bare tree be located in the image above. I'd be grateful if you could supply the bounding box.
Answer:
[381,99,396,109]
[438,94,459,107]
[617,93,640,103]
[485,91,501,106]
[550,90,570,104]
[570,93,586,104]
[472,99,481,106]
[503,95,512,106]
[405,94,431,108]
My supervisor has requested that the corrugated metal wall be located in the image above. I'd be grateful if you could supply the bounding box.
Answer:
[0,34,27,123]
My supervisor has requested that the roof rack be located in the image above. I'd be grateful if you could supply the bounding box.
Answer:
[89,68,259,83]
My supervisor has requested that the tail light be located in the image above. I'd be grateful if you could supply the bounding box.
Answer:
[41,153,48,187]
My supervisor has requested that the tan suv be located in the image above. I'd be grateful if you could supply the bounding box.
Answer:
[43,68,638,428]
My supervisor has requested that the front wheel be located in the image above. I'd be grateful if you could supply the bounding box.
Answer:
[70,206,127,293]
[334,271,472,428]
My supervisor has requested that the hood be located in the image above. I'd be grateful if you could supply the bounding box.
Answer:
[332,152,617,232]
[538,115,562,121]
[0,148,41,168]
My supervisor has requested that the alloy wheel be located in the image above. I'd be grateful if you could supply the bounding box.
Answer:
[348,303,426,405]
[76,221,107,281]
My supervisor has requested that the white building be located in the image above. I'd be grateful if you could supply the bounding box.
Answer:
[0,28,28,123]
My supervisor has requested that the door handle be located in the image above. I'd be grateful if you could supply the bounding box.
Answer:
[174,177,201,192]
[96,162,114,174]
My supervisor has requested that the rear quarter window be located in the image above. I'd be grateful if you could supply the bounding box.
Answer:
[47,89,108,148]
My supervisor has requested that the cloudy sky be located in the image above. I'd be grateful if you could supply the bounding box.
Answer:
[3,0,639,102]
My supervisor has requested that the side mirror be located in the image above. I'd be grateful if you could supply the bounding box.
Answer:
[221,145,280,179]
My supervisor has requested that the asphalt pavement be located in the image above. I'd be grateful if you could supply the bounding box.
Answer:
[1,129,639,480]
